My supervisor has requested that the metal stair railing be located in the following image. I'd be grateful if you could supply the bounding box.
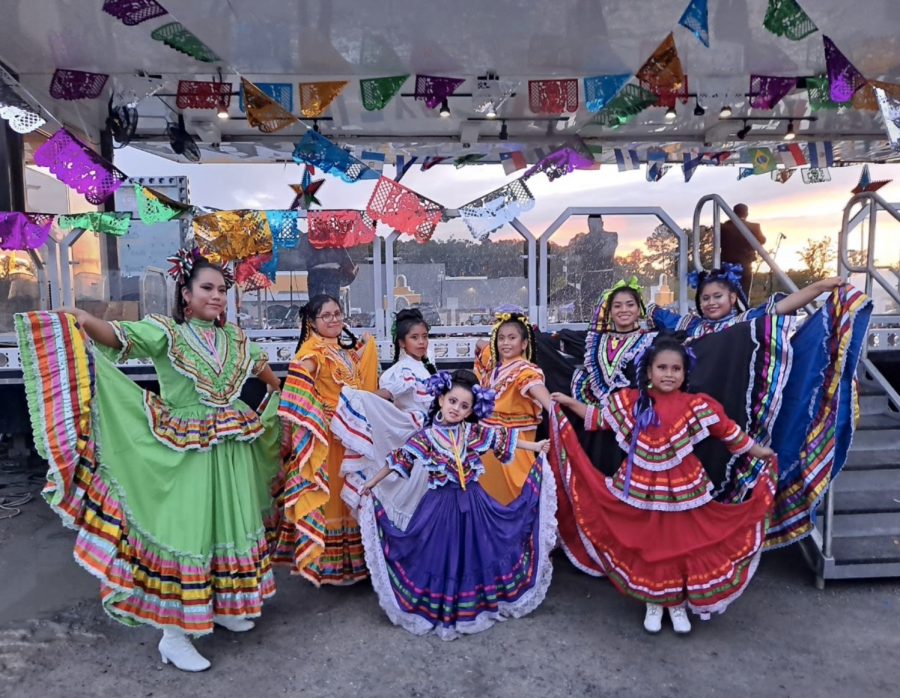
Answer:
[692,194,814,312]
[839,191,900,416]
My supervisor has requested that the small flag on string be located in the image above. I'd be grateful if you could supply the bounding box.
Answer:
[394,155,418,182]
[678,0,710,47]
[823,36,867,103]
[421,156,448,171]
[499,151,527,175]
[683,150,703,182]
[700,151,730,165]
[615,148,640,172]
[737,168,755,180]
[874,86,900,151]
[747,147,777,174]
[583,75,631,112]
[801,167,831,184]
[771,169,795,184]
[851,164,891,194]
[646,149,669,182]
[776,143,807,168]
[807,141,834,168]
[454,153,486,168]
[763,0,818,41]
[359,151,386,173]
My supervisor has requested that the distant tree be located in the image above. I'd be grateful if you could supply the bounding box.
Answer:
[796,236,837,279]
[644,224,679,279]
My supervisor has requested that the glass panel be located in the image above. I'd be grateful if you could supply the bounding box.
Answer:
[238,236,375,331]
[388,224,530,330]
[0,252,38,333]
[545,214,683,324]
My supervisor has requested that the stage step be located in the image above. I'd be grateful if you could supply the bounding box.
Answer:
[805,367,900,585]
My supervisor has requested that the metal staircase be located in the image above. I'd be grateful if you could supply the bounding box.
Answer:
[694,193,900,585]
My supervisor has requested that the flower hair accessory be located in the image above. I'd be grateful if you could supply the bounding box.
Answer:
[690,264,748,309]
[425,370,453,397]
[166,246,235,289]
[472,384,497,420]
[166,247,199,285]
[602,276,643,304]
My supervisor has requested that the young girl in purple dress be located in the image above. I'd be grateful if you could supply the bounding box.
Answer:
[358,369,555,640]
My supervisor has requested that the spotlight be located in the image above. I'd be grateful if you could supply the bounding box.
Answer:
[216,99,229,120]
[736,121,751,139]
[693,99,706,117]
[439,99,451,117]
[783,120,795,140]
[486,103,497,119]
[499,120,508,141]
[719,105,733,119]
[665,106,677,121]
[313,120,320,133]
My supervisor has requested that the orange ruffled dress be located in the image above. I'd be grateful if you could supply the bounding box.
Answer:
[274,336,378,585]
[474,346,546,505]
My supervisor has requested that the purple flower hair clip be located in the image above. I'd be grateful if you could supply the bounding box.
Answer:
[425,370,453,397]
[472,384,497,420]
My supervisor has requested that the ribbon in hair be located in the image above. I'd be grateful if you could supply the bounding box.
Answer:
[472,384,497,420]
[425,370,453,397]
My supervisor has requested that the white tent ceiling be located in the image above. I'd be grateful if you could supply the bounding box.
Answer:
[2,0,900,163]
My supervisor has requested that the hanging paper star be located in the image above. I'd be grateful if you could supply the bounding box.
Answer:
[851,165,891,194]
[289,166,324,209]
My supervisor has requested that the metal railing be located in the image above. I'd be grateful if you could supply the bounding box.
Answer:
[692,195,817,315]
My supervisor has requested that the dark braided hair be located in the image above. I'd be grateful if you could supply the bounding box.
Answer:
[601,287,646,331]
[173,256,228,327]
[426,369,480,426]
[391,308,436,375]
[295,294,359,354]
[694,268,748,316]
[489,312,537,365]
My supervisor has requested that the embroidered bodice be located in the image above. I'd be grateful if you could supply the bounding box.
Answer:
[388,422,518,489]
[573,329,656,405]
[380,354,434,421]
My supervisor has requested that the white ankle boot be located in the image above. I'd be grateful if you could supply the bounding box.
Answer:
[643,603,663,633]
[668,606,692,634]
[213,615,255,633]
[158,629,211,672]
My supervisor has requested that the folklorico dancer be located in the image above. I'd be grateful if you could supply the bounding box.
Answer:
[334,308,437,530]
[473,312,552,505]
[273,294,379,585]
[648,264,872,547]
[551,334,778,635]
[359,369,556,640]
[15,248,284,672]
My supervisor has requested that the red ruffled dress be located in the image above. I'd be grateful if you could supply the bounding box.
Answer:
[550,388,777,616]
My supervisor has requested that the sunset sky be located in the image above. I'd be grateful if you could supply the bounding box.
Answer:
[117,147,900,273]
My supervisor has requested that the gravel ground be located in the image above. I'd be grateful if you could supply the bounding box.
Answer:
[1,467,898,698]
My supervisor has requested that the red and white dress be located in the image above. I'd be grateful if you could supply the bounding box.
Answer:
[549,388,777,616]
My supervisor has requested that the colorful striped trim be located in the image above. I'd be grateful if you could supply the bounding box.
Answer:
[15,312,277,635]
[143,392,264,452]
[15,312,95,528]
[601,391,726,471]
[765,285,872,548]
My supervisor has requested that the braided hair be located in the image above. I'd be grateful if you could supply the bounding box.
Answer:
[173,256,228,327]
[295,294,359,354]
[600,286,647,332]
[693,267,748,316]
[425,369,480,426]
[391,308,436,375]
[489,312,537,365]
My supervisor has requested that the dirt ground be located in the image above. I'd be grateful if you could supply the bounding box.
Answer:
[1,472,898,698]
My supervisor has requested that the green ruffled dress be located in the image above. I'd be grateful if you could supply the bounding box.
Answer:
[16,312,283,636]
